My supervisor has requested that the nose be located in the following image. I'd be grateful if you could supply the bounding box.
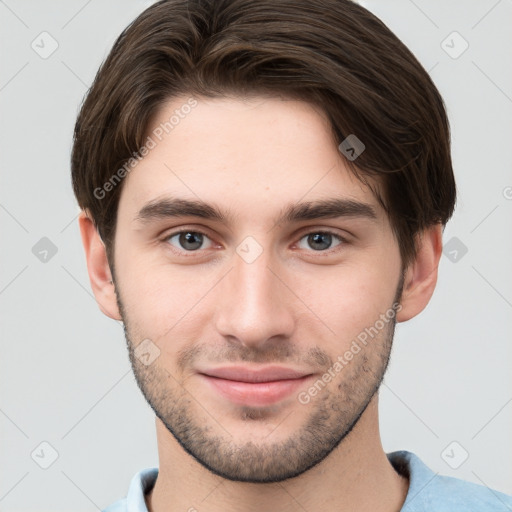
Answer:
[213,245,296,350]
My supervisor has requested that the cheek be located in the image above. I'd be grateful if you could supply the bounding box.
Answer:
[292,258,400,342]
[116,255,220,344]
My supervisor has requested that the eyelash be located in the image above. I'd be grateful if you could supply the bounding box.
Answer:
[161,228,348,257]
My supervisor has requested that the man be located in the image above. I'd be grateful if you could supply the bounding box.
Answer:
[71,0,512,510]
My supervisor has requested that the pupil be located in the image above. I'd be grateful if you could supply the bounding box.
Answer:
[181,232,202,250]
[309,233,331,251]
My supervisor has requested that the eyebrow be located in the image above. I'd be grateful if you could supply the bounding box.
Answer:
[134,196,377,226]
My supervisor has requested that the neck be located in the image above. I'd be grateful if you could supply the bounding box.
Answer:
[146,394,409,512]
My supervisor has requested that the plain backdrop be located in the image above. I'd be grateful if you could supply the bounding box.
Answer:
[1,0,511,510]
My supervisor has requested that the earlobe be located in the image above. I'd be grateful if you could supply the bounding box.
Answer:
[78,211,122,321]
[396,224,443,323]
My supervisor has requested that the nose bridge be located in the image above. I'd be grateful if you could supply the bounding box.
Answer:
[213,240,294,346]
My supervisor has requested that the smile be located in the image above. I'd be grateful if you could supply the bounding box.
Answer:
[198,366,314,407]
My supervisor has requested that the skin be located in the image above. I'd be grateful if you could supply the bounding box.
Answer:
[80,95,442,512]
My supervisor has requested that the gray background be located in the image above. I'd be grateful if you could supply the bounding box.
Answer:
[1,0,511,510]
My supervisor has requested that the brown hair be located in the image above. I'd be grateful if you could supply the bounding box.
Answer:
[71,0,456,269]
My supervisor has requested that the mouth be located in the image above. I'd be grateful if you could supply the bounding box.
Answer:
[198,366,314,407]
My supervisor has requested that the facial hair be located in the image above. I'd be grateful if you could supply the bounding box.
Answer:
[115,276,403,483]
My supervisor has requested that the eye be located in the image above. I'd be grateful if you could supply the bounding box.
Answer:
[162,228,346,256]
[165,230,214,252]
[296,231,344,252]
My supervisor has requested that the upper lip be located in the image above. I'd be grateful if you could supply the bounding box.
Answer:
[199,366,312,383]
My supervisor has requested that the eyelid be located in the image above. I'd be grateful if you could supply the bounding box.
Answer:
[293,229,347,253]
[161,226,349,256]
[294,224,351,240]
[161,226,218,255]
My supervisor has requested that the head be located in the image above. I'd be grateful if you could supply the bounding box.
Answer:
[73,0,455,483]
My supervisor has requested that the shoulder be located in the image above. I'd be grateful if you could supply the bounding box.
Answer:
[417,473,512,511]
[388,450,512,512]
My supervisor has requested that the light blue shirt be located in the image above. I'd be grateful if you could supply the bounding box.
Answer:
[103,450,512,511]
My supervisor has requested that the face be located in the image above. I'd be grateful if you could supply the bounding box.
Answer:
[112,95,404,482]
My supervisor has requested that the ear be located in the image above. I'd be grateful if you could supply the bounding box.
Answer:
[396,224,443,323]
[78,211,122,320]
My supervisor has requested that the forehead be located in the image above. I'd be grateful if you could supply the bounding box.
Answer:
[118,95,385,221]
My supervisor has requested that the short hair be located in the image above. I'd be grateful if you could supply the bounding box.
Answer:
[71,0,456,269]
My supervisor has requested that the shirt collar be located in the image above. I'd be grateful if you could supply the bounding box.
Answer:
[126,466,157,512]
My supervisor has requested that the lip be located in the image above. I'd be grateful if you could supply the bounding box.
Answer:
[198,366,314,407]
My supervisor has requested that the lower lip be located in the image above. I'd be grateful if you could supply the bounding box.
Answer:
[200,374,313,407]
